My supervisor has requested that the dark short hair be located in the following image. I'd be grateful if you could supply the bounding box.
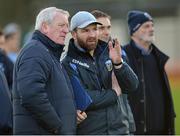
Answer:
[91,10,111,20]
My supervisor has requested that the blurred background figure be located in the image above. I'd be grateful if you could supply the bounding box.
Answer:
[0,26,13,90]
[23,27,33,45]
[123,10,175,135]
[0,25,13,135]
[3,23,21,63]
[0,69,13,134]
[0,26,6,49]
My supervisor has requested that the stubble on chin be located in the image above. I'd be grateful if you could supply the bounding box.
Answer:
[141,35,155,43]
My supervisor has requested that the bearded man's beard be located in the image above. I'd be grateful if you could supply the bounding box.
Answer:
[76,36,98,52]
[140,34,155,43]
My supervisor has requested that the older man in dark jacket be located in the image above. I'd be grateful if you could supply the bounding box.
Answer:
[63,11,138,135]
[123,10,175,134]
[12,7,86,135]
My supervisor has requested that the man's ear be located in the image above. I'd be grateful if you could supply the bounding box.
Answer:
[71,31,77,40]
[41,22,49,34]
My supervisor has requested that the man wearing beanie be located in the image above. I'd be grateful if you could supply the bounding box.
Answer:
[123,10,175,134]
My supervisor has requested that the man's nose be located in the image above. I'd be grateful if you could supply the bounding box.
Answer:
[89,30,97,37]
[104,28,110,35]
[63,26,69,33]
[149,24,154,31]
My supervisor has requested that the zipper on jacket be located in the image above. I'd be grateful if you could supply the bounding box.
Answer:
[140,58,147,133]
[93,61,103,90]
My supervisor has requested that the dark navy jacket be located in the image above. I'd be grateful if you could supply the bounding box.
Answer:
[123,40,175,134]
[0,70,12,134]
[13,31,76,134]
[63,39,138,134]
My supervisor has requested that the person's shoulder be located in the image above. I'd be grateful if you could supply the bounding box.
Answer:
[122,42,131,49]
[152,44,169,59]
[0,49,12,63]
[152,44,165,54]
[98,40,108,48]
[122,43,131,56]
[61,53,72,66]
[0,48,6,56]
[18,39,50,62]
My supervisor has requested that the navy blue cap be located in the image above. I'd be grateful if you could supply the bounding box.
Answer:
[127,10,153,35]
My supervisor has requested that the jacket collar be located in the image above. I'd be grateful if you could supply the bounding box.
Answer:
[68,38,92,59]
[67,38,108,59]
[129,40,144,59]
[151,44,169,69]
[94,40,108,57]
[32,30,65,59]
[130,39,169,68]
[133,41,152,55]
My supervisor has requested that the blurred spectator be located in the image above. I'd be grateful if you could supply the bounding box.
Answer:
[3,23,21,63]
[0,27,12,133]
[0,70,12,134]
[0,26,14,90]
[123,10,175,134]
[23,27,33,45]
[0,26,5,49]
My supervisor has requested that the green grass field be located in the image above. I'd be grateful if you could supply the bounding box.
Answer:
[172,86,180,134]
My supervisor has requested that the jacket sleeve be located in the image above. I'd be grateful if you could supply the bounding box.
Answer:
[85,88,118,111]
[16,56,62,134]
[114,62,139,93]
[63,62,118,111]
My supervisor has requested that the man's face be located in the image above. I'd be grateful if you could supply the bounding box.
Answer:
[43,12,69,45]
[6,32,21,52]
[96,17,111,42]
[133,21,155,43]
[73,24,98,52]
[0,35,5,48]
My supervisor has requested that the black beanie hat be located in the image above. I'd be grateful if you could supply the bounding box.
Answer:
[127,10,153,35]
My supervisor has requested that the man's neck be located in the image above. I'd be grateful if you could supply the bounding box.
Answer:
[132,37,151,52]
[74,40,94,56]
[74,41,86,52]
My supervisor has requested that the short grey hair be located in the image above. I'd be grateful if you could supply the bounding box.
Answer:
[35,7,70,30]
